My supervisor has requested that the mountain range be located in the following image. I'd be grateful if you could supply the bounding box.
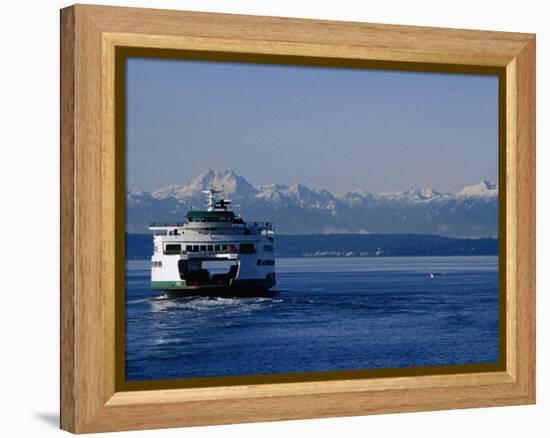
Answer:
[127,170,498,237]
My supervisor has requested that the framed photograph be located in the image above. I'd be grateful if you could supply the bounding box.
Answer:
[60,4,536,433]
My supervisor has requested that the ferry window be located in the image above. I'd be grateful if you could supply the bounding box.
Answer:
[215,245,220,251]
[222,244,228,251]
[263,244,273,252]
[164,244,181,255]
[207,245,214,251]
[186,245,192,252]
[152,261,162,268]
[200,245,207,251]
[192,245,199,252]
[239,243,255,254]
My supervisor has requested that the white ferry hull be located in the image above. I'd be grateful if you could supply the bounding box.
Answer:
[152,277,276,298]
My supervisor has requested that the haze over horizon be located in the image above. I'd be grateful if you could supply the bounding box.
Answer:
[127,58,498,194]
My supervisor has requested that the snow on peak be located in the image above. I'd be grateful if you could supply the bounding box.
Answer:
[208,169,256,196]
[127,187,146,197]
[126,187,151,205]
[151,169,255,199]
[405,186,440,200]
[378,186,442,201]
[347,188,373,198]
[457,180,498,198]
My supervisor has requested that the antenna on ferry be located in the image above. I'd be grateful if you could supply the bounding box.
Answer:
[202,189,215,211]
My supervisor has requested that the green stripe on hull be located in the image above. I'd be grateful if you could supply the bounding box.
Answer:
[151,280,187,290]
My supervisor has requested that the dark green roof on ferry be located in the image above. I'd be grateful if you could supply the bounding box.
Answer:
[186,210,235,219]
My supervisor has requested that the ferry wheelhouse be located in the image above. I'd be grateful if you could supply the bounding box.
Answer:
[149,188,276,297]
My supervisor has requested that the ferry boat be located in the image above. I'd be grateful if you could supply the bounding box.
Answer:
[149,187,276,297]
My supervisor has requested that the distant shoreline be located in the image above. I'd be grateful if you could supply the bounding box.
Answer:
[125,233,497,260]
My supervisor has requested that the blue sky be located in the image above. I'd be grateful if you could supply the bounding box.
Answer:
[126,58,498,194]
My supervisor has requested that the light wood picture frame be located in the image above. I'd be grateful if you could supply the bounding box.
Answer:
[60,4,535,433]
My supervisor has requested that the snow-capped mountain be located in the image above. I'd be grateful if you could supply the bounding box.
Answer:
[151,170,256,200]
[126,170,498,237]
[457,180,498,198]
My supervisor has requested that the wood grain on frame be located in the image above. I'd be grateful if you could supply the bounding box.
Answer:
[60,6,76,433]
[60,4,536,433]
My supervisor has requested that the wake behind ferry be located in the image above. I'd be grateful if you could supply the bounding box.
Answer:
[149,188,276,297]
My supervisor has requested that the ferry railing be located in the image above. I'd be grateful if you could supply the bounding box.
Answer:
[149,221,186,228]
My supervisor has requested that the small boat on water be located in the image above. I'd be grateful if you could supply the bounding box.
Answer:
[149,187,276,297]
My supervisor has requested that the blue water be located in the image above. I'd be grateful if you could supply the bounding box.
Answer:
[125,256,499,381]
